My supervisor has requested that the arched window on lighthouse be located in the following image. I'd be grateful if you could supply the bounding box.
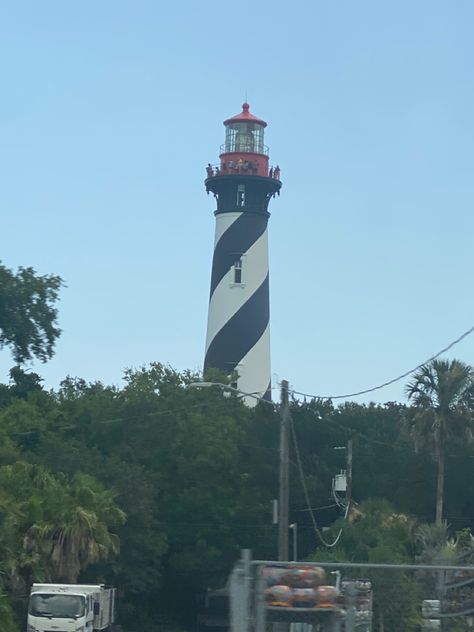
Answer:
[237,184,245,207]
[233,258,243,284]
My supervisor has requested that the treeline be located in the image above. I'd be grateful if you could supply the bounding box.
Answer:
[2,261,474,631]
[1,362,474,630]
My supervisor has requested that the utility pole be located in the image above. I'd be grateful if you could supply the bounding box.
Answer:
[346,438,353,514]
[289,523,298,561]
[278,379,290,561]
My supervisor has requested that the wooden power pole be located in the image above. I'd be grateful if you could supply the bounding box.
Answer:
[346,438,353,514]
[278,379,290,561]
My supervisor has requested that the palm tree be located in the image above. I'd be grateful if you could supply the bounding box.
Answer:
[25,473,126,582]
[0,463,126,583]
[405,359,474,524]
[0,592,16,632]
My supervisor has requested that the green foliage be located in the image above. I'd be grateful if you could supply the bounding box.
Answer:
[405,359,474,522]
[0,591,17,632]
[311,500,423,632]
[405,359,474,458]
[0,463,125,583]
[288,397,435,552]
[444,618,474,631]
[0,262,63,363]
[1,360,474,631]
[4,364,279,629]
[311,499,417,563]
[0,457,124,630]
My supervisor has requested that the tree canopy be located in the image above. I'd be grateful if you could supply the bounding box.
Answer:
[0,359,473,631]
[405,359,474,523]
[0,262,63,363]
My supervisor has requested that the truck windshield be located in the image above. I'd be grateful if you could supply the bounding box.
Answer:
[29,594,86,618]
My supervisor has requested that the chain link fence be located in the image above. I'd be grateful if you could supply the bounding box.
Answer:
[201,557,474,632]
[251,561,474,632]
[291,562,474,632]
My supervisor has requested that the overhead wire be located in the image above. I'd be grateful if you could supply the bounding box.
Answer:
[317,412,419,454]
[5,393,258,437]
[294,503,339,513]
[289,410,348,548]
[299,391,474,459]
[290,324,474,401]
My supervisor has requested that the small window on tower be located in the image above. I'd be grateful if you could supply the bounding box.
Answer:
[234,258,243,284]
[237,184,245,207]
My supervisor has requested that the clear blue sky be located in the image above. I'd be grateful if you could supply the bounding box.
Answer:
[2,1,473,404]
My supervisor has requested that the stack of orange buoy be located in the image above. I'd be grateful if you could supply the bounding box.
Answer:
[263,565,339,609]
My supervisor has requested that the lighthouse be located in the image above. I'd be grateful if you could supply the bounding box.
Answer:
[204,103,281,402]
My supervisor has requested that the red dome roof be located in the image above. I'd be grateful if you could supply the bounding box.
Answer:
[223,102,267,128]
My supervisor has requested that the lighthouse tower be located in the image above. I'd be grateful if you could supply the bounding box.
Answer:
[204,103,281,402]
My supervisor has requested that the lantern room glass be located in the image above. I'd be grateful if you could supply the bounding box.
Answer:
[225,122,265,154]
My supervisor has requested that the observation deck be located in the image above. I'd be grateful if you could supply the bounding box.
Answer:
[206,162,281,180]
[204,102,282,207]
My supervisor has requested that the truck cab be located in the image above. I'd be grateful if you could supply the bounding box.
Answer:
[27,583,116,632]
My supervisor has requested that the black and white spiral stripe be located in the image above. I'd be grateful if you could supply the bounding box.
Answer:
[204,210,271,401]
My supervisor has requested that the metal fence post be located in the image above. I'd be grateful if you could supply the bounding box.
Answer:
[345,582,357,632]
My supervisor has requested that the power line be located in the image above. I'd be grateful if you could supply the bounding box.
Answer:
[319,413,419,454]
[294,503,339,513]
[288,403,418,454]
[40,400,214,434]
[290,324,474,401]
[303,408,471,464]
[289,411,347,548]
[6,396,250,437]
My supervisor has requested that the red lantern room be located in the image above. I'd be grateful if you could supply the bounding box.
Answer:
[220,102,268,177]
[206,103,280,180]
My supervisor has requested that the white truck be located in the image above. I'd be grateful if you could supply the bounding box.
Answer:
[27,583,117,632]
